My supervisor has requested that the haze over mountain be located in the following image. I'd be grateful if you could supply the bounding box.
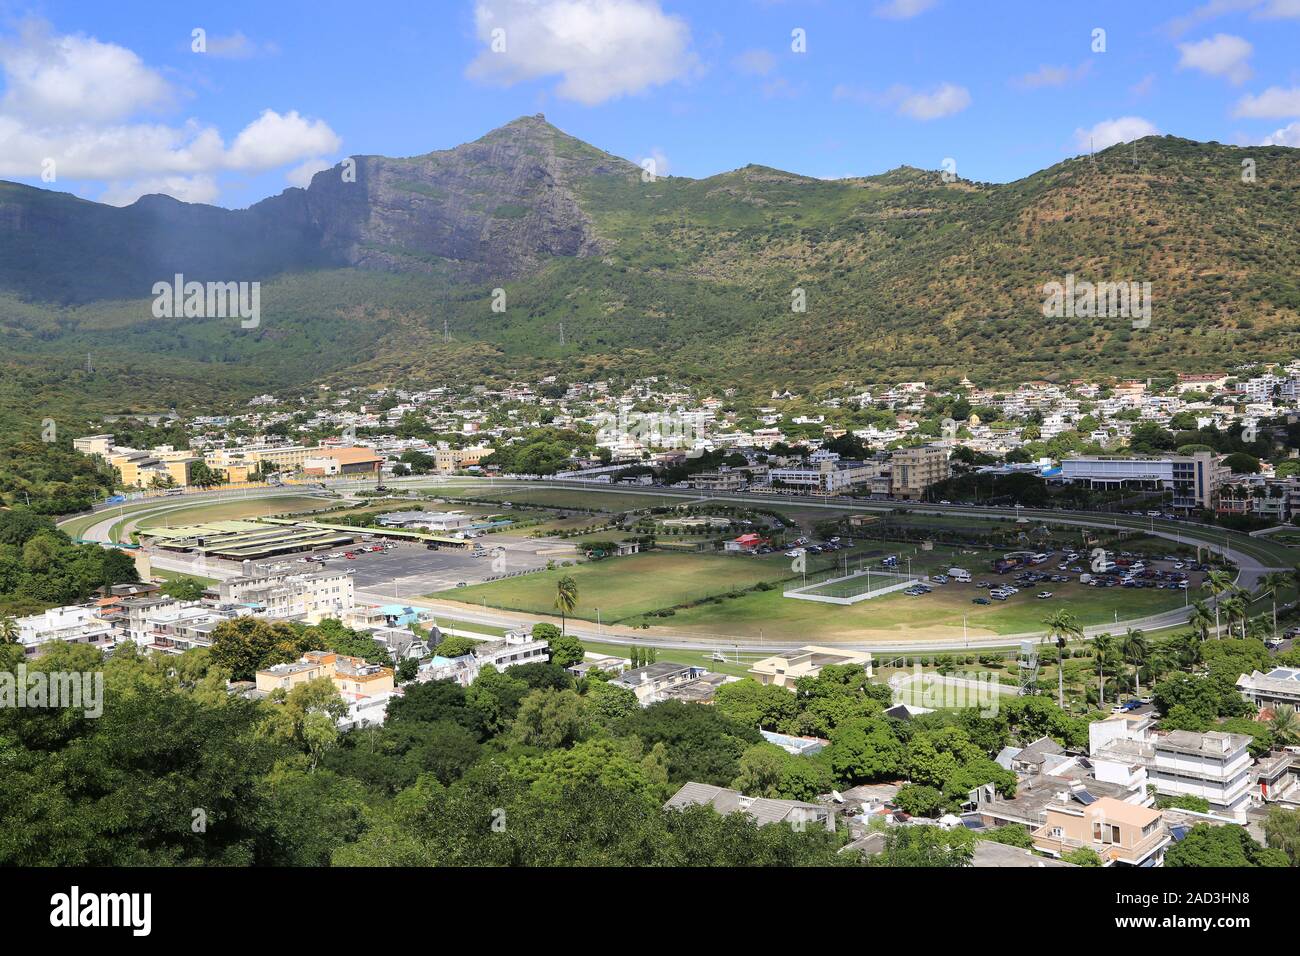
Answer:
[1,115,1297,414]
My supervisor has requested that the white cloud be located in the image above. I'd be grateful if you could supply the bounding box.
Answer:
[0,19,171,122]
[286,157,332,188]
[898,83,971,120]
[203,31,279,60]
[732,48,776,77]
[1013,61,1092,90]
[1233,85,1300,117]
[99,175,219,207]
[1164,0,1260,37]
[636,146,670,176]
[873,0,938,19]
[226,110,341,169]
[0,21,339,204]
[466,0,695,106]
[1258,0,1300,17]
[1073,116,1159,151]
[1177,33,1252,84]
[835,81,970,120]
[1165,0,1300,35]
[1260,120,1300,145]
[1130,74,1156,97]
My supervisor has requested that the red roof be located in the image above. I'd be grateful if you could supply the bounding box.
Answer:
[733,534,764,544]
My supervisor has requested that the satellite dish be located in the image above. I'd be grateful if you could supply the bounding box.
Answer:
[831,790,845,803]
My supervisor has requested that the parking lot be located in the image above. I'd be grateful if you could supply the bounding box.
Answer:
[291,535,579,599]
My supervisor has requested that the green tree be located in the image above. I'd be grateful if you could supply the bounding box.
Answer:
[547,633,585,669]
[894,783,946,817]
[1041,610,1083,708]
[160,576,208,601]
[434,635,478,658]
[1164,823,1288,867]
[1062,846,1103,866]
[872,825,974,867]
[1202,569,1235,639]
[1122,628,1148,696]
[553,575,579,635]
[510,688,585,749]
[1262,807,1300,866]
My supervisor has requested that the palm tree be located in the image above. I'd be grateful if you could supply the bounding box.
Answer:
[0,615,17,645]
[1092,633,1115,707]
[553,575,579,635]
[1042,610,1083,709]
[1260,571,1292,642]
[1220,594,1248,640]
[1269,705,1300,748]
[1188,601,1215,644]
[1122,628,1148,695]
[1202,569,1235,638]
[1171,630,1201,669]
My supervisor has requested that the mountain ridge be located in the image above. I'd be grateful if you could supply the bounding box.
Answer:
[0,116,1296,410]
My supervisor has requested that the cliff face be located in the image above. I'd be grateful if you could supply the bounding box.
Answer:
[0,114,636,301]
[301,114,632,279]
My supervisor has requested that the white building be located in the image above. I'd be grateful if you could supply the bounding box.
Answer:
[1090,716,1252,821]
[14,604,116,657]
[1150,730,1253,822]
[217,569,354,624]
[1059,452,1224,511]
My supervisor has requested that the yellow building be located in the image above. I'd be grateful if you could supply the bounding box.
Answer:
[1032,796,1169,866]
[890,446,951,499]
[434,445,494,473]
[255,650,394,700]
[110,449,199,489]
[748,646,874,689]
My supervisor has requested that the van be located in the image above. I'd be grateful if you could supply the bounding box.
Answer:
[948,568,971,583]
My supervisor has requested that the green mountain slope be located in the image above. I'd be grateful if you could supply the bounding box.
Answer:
[1,116,1296,414]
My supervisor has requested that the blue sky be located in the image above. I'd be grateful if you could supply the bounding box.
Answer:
[3,0,1298,207]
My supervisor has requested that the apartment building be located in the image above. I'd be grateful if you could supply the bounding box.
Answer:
[1032,796,1169,866]
[217,569,354,624]
[690,468,749,492]
[1150,730,1253,821]
[890,446,951,499]
[1239,666,1300,709]
[433,444,493,473]
[749,646,874,689]
[1089,716,1252,821]
[256,650,394,700]
[415,630,550,687]
[769,455,879,496]
[133,602,250,654]
[14,604,117,657]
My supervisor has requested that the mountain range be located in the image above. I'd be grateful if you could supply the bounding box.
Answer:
[1,114,1297,417]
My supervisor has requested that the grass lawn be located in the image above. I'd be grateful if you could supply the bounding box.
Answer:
[580,639,756,678]
[133,495,330,530]
[623,574,1193,644]
[430,549,810,622]
[432,485,683,513]
[433,618,508,638]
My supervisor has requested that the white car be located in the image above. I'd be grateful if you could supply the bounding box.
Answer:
[1037,591,1053,599]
